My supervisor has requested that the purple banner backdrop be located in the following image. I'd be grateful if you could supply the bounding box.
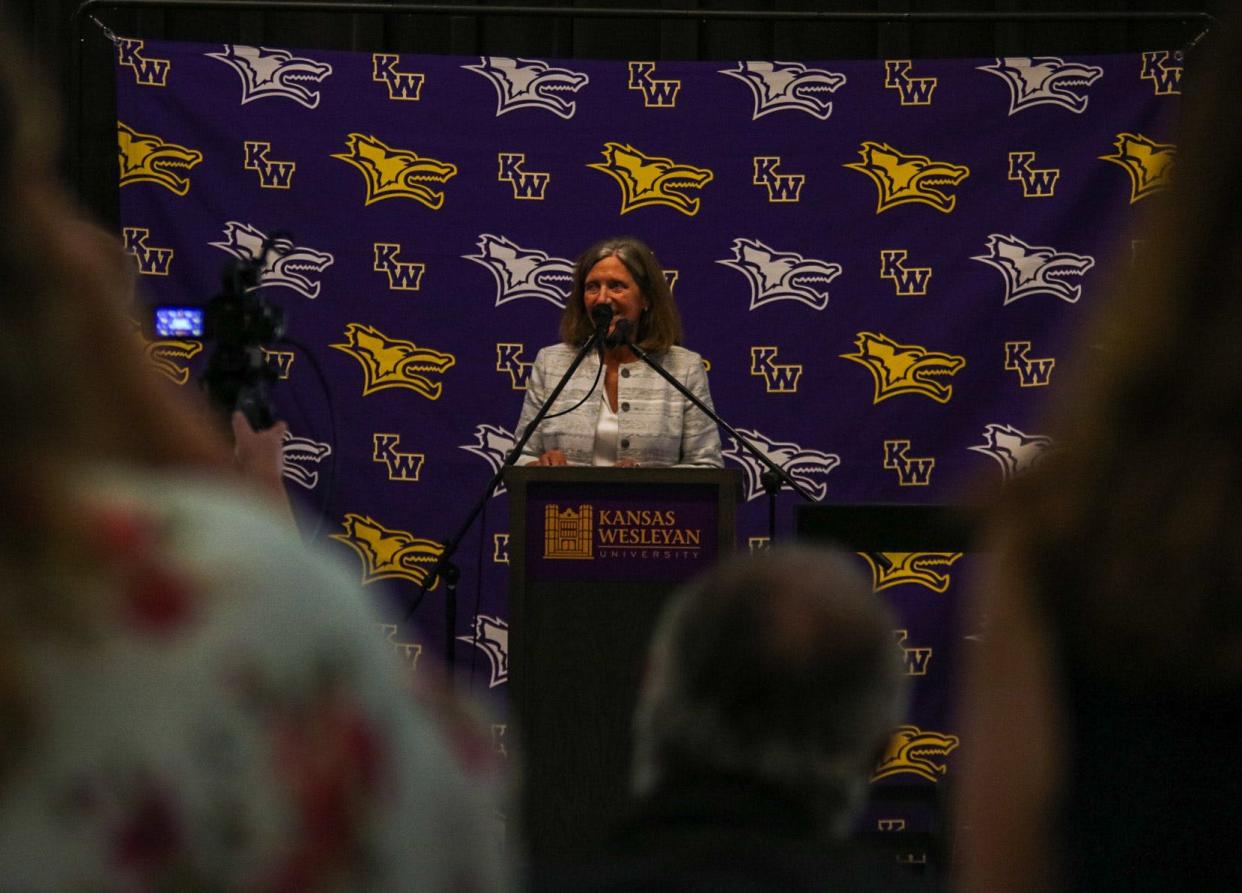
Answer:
[114,37,1180,803]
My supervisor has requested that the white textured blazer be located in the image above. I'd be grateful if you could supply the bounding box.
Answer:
[514,343,724,467]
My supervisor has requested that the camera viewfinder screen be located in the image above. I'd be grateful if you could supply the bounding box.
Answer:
[154,307,205,338]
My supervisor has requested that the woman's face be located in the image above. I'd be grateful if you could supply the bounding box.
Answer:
[582,255,647,332]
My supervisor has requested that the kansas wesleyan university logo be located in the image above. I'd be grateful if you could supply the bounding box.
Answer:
[206,44,333,108]
[719,61,846,120]
[1140,50,1182,95]
[331,514,443,588]
[717,238,841,311]
[464,56,589,119]
[628,62,680,107]
[978,56,1103,114]
[973,234,1093,305]
[723,429,840,501]
[331,323,456,400]
[589,142,714,216]
[1099,132,1176,203]
[372,53,424,100]
[879,250,932,297]
[118,122,202,196]
[841,332,965,404]
[844,142,969,214]
[333,133,458,209]
[883,60,936,105]
[210,222,334,300]
[465,234,573,307]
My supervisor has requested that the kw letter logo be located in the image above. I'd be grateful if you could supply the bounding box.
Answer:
[380,624,423,676]
[1007,151,1059,197]
[753,157,805,202]
[117,38,170,86]
[123,227,174,276]
[883,60,937,105]
[243,141,295,189]
[883,440,936,486]
[879,250,932,297]
[1140,50,1182,95]
[373,243,425,291]
[493,533,510,564]
[373,433,425,481]
[895,630,934,676]
[750,346,803,393]
[627,62,681,107]
[1004,342,1055,387]
[873,725,960,782]
[1100,132,1176,203]
[498,153,550,200]
[372,53,424,100]
[496,343,533,390]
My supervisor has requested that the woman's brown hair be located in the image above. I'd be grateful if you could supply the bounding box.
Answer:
[559,235,683,352]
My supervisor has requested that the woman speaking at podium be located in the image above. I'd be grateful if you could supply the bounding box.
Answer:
[515,236,723,468]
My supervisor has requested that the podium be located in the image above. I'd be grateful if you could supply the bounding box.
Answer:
[504,466,741,858]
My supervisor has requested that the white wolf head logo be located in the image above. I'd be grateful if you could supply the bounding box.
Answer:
[281,430,332,490]
[458,615,509,688]
[717,238,842,311]
[461,424,516,495]
[209,222,334,300]
[972,234,1094,305]
[719,61,846,120]
[723,428,841,501]
[206,44,333,109]
[463,56,589,119]
[978,56,1103,115]
[464,234,573,308]
[969,423,1055,481]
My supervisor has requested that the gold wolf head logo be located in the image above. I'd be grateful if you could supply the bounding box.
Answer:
[844,141,969,213]
[841,331,966,404]
[142,337,203,386]
[330,513,443,588]
[117,122,203,196]
[1099,132,1176,203]
[588,142,713,216]
[858,552,963,593]
[872,725,960,782]
[331,323,456,400]
[332,133,458,209]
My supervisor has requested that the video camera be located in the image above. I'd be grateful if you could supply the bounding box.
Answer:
[151,235,288,430]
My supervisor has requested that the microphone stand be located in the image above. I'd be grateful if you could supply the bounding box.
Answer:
[406,321,609,688]
[619,326,890,569]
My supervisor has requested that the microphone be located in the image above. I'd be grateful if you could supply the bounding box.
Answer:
[591,303,613,357]
[609,317,634,349]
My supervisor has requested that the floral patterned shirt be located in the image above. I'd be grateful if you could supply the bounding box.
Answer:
[0,471,508,891]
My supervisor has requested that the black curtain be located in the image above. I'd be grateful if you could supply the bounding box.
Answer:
[1,0,1220,223]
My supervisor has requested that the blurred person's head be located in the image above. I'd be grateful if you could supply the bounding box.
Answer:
[631,546,907,839]
[991,17,1242,695]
